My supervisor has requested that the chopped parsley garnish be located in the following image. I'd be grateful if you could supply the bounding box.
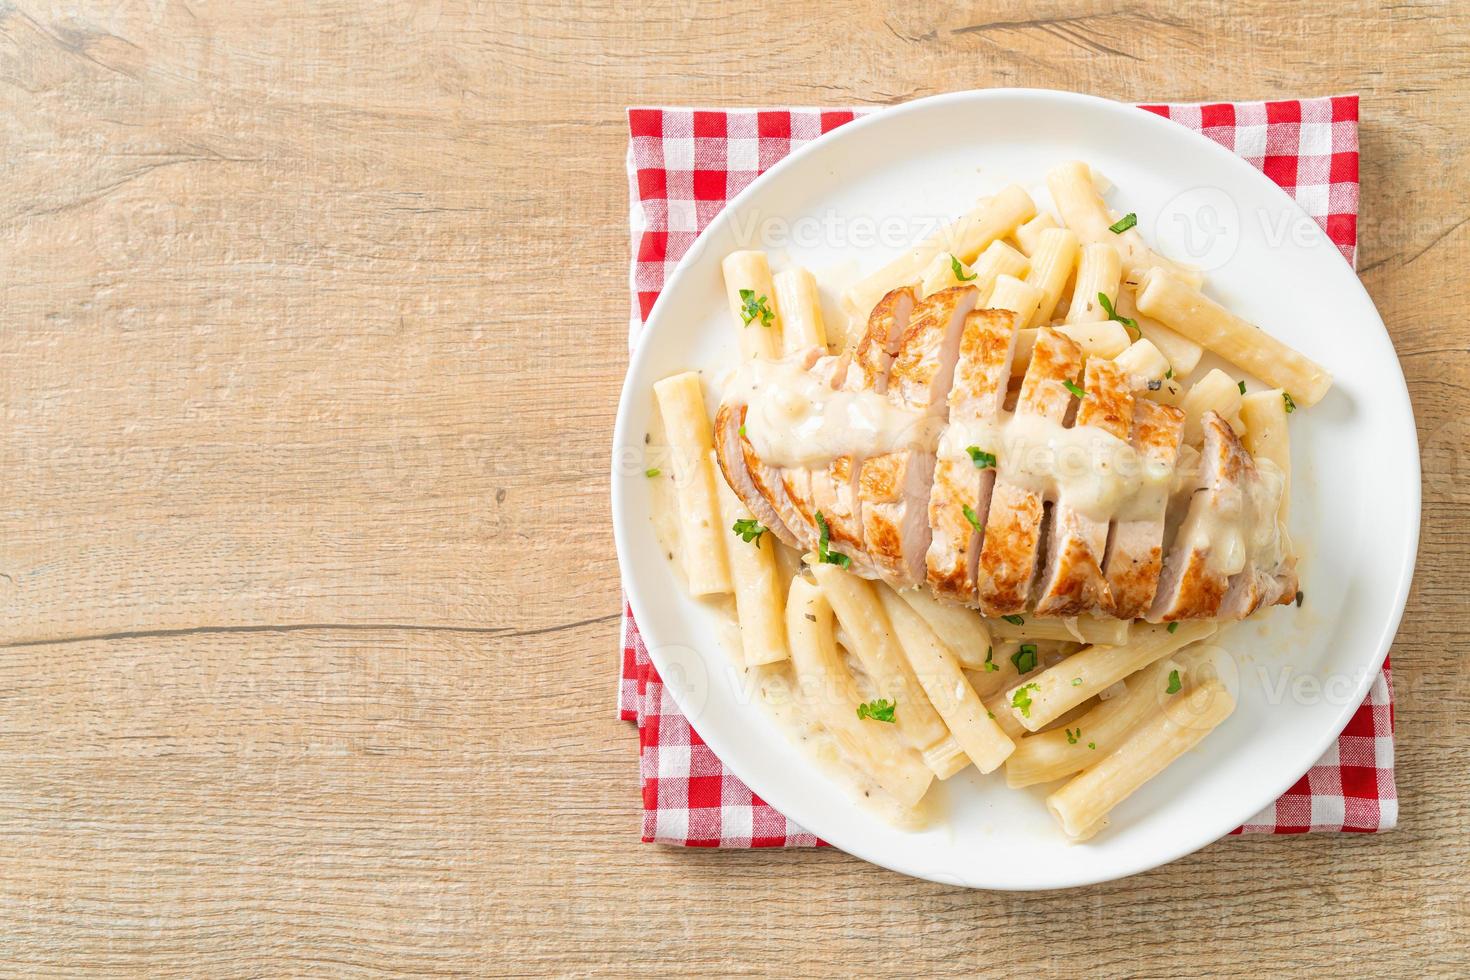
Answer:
[962,504,984,532]
[731,518,767,545]
[1164,367,1174,380]
[966,446,997,469]
[645,467,661,478]
[1064,379,1088,399]
[1072,677,1083,687]
[814,511,851,569]
[1283,391,1297,414]
[856,698,896,723]
[1167,621,1179,634]
[1065,727,1080,745]
[1088,741,1096,750]
[1238,380,1247,395]
[1166,669,1183,695]
[1010,682,1041,718]
[1295,590,1304,608]
[738,423,746,437]
[1097,292,1139,338]
[1001,614,1025,626]
[738,288,775,327]
[983,646,999,672]
[1108,212,1138,234]
[950,254,977,282]
[1011,643,1038,674]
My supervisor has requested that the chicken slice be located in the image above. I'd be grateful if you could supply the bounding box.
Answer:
[975,327,1084,616]
[1033,357,1133,616]
[713,402,798,548]
[861,287,978,586]
[924,308,1020,602]
[1102,398,1185,619]
[1149,411,1282,621]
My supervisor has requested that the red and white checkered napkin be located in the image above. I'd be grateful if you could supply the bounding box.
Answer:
[619,96,1396,846]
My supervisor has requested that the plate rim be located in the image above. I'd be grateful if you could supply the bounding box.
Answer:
[611,87,1421,888]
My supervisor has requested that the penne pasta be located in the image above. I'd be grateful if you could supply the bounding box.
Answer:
[722,251,783,359]
[843,186,1037,321]
[1010,320,1131,377]
[1180,368,1244,446]
[715,467,788,665]
[1005,655,1184,787]
[1015,212,1060,257]
[772,267,828,353]
[1111,287,1202,378]
[1023,227,1081,324]
[1135,270,1332,406]
[970,240,1032,298]
[1114,338,1171,382]
[1003,621,1216,732]
[918,252,974,299]
[785,577,934,808]
[1046,679,1236,839]
[1046,160,1204,288]
[653,372,731,596]
[1065,241,1124,324]
[986,273,1045,329]
[877,587,1016,773]
[1239,388,1292,521]
[810,564,968,778]
[894,586,993,671]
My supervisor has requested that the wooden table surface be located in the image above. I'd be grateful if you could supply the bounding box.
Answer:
[2,0,1467,974]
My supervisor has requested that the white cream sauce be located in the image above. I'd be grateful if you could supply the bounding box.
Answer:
[734,357,930,468]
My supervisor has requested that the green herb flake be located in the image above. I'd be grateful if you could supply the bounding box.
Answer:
[950,254,977,282]
[1072,677,1083,687]
[1167,621,1179,634]
[1010,643,1038,675]
[1165,367,1174,380]
[645,467,661,478]
[731,518,767,546]
[1295,590,1304,608]
[738,423,746,437]
[1166,669,1183,695]
[1108,212,1138,234]
[1001,614,1025,626]
[1238,380,1247,395]
[1097,292,1140,338]
[1010,682,1041,719]
[965,445,997,469]
[1064,379,1088,399]
[738,288,775,328]
[1088,741,1096,750]
[814,512,852,569]
[1283,391,1297,414]
[1065,727,1080,745]
[983,646,999,672]
[856,698,896,723]
[962,503,984,532]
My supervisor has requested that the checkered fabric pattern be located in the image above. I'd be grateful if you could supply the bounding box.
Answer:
[620,95,1396,846]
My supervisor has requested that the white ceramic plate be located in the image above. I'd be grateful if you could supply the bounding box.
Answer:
[611,89,1419,889]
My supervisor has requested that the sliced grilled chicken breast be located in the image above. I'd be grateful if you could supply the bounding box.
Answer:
[925,309,1020,602]
[861,287,978,586]
[1102,398,1186,618]
[1149,411,1284,621]
[976,328,1085,616]
[1033,357,1133,616]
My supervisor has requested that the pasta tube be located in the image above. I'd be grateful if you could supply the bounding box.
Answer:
[722,251,782,359]
[1135,270,1332,406]
[652,373,731,596]
[715,468,788,665]
[772,267,827,353]
[785,577,933,808]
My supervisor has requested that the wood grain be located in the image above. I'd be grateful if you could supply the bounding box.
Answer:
[0,0,1465,973]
